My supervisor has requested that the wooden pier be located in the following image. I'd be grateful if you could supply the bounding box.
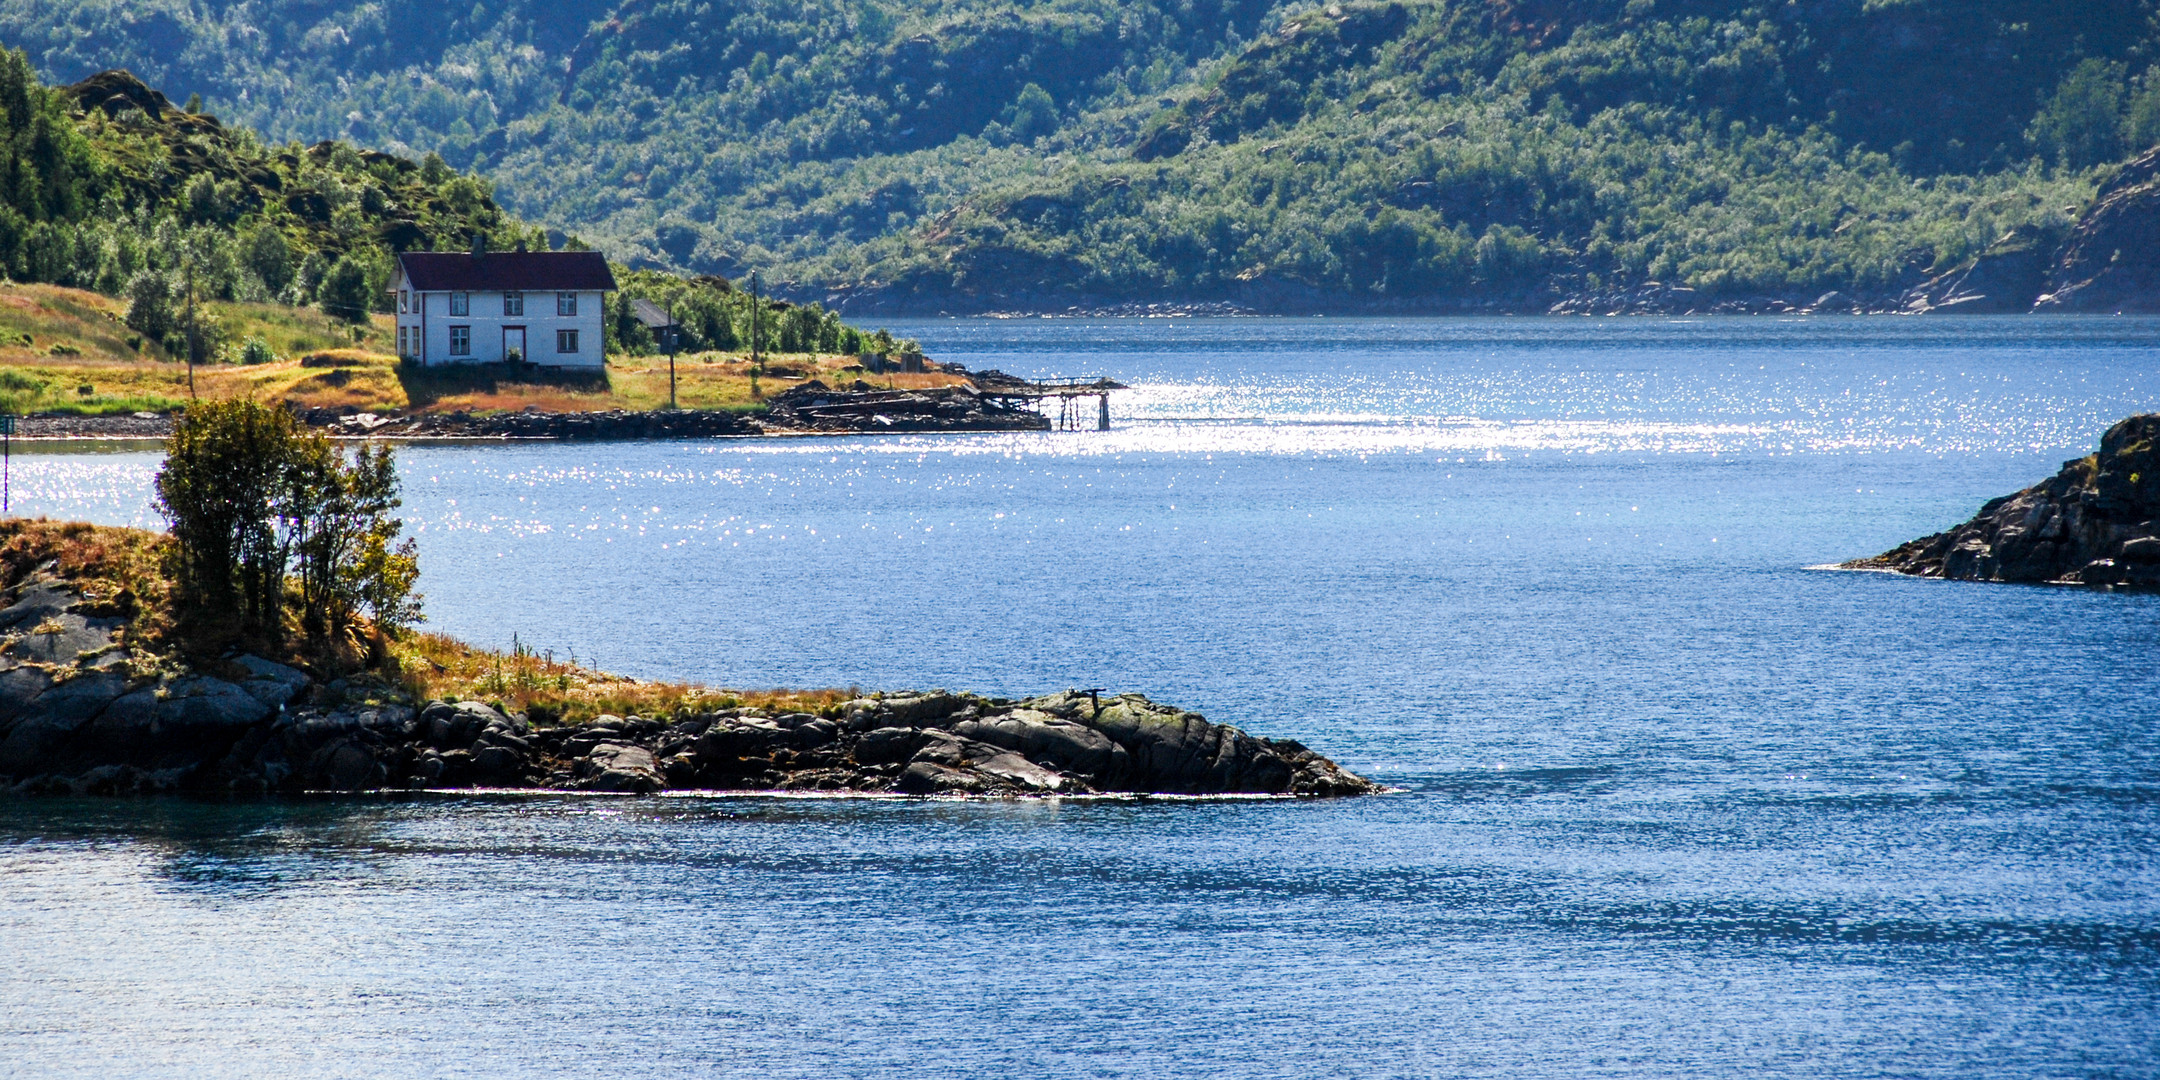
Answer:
[966,374,1128,431]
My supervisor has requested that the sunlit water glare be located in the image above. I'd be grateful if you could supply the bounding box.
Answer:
[2,317,2156,1078]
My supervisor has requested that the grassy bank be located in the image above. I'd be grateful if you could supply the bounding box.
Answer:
[0,282,960,418]
[0,516,848,725]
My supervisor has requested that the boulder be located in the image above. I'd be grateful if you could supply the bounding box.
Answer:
[158,675,275,731]
[0,670,129,773]
[951,710,1127,783]
[894,760,993,795]
[233,655,312,708]
[578,742,664,793]
[307,739,385,792]
[853,726,927,765]
[6,612,119,665]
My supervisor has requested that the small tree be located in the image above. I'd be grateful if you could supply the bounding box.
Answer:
[124,269,174,341]
[241,226,293,294]
[317,254,371,321]
[155,399,299,649]
[155,400,422,662]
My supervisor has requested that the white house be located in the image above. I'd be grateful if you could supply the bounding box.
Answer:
[391,249,617,369]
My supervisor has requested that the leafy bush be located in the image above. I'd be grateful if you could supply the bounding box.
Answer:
[316,255,371,322]
[123,270,174,340]
[239,336,277,365]
[154,399,421,662]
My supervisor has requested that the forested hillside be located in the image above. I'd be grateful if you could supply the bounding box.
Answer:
[0,60,550,370]
[6,1,2158,312]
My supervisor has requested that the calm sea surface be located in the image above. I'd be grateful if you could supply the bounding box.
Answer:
[3,317,2157,1078]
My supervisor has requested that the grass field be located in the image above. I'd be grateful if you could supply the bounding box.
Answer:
[0,282,959,417]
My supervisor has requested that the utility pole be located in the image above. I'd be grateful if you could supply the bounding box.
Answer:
[748,270,761,373]
[184,260,198,399]
[667,299,678,411]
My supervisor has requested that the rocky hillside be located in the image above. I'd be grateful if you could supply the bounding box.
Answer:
[0,520,1377,797]
[1846,414,2160,585]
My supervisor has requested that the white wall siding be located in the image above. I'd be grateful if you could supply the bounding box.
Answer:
[394,288,605,369]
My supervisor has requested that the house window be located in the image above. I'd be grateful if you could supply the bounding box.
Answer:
[450,326,471,355]
[504,291,524,316]
[556,329,579,354]
[556,292,577,316]
[399,290,408,313]
[397,327,408,356]
[450,291,469,316]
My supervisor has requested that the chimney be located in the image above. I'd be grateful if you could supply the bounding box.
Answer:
[471,232,487,258]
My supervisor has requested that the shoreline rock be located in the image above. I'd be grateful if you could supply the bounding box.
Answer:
[6,385,1055,442]
[0,574,1378,800]
[1843,414,2160,585]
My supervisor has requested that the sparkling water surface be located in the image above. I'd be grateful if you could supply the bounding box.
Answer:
[2,318,2157,1078]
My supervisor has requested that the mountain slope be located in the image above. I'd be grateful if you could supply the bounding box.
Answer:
[4,1,2156,311]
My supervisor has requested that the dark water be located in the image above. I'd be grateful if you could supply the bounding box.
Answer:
[3,318,2157,1077]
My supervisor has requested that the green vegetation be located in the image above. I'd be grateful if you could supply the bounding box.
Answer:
[4,1,2154,308]
[0,57,533,344]
[154,398,420,665]
[0,52,896,415]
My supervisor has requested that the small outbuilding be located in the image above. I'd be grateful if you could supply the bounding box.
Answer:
[391,247,617,368]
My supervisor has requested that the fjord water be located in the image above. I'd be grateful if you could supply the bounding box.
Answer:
[4,318,2158,1078]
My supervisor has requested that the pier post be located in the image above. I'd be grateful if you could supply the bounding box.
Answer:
[1098,392,1109,431]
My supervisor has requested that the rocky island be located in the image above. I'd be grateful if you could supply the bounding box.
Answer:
[1844,414,2160,585]
[0,520,1378,800]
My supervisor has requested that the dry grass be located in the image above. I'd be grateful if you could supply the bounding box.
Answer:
[392,631,856,726]
[0,282,966,418]
[0,283,397,415]
[0,518,173,640]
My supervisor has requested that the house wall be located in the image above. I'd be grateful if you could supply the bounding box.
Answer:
[392,273,606,369]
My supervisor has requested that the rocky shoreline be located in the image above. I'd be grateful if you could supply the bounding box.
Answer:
[10,382,1054,441]
[1843,414,2160,585]
[0,572,1378,800]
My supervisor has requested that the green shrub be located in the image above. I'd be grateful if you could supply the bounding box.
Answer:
[239,335,277,365]
[154,399,421,662]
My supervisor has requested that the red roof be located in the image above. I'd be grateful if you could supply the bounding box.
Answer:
[398,251,617,292]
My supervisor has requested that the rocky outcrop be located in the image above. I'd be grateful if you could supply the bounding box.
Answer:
[759,381,1050,433]
[0,576,1378,798]
[1845,414,2160,585]
[2035,146,2160,314]
[291,384,1051,440]
[1901,223,2058,314]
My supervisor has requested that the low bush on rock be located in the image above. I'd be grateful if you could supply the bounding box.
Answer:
[154,398,420,666]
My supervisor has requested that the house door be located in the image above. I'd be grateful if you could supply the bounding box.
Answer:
[503,327,526,363]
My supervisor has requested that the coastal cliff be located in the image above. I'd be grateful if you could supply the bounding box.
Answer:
[0,522,1375,799]
[1845,414,2160,585]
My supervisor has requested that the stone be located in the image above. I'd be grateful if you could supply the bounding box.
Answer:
[661,753,700,787]
[471,744,523,780]
[233,654,312,708]
[0,581,77,631]
[6,612,119,665]
[579,742,664,793]
[894,760,991,795]
[952,710,1127,783]
[310,739,384,791]
[2034,146,2160,313]
[2121,536,2160,563]
[853,726,926,765]
[972,751,1079,793]
[158,675,275,731]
